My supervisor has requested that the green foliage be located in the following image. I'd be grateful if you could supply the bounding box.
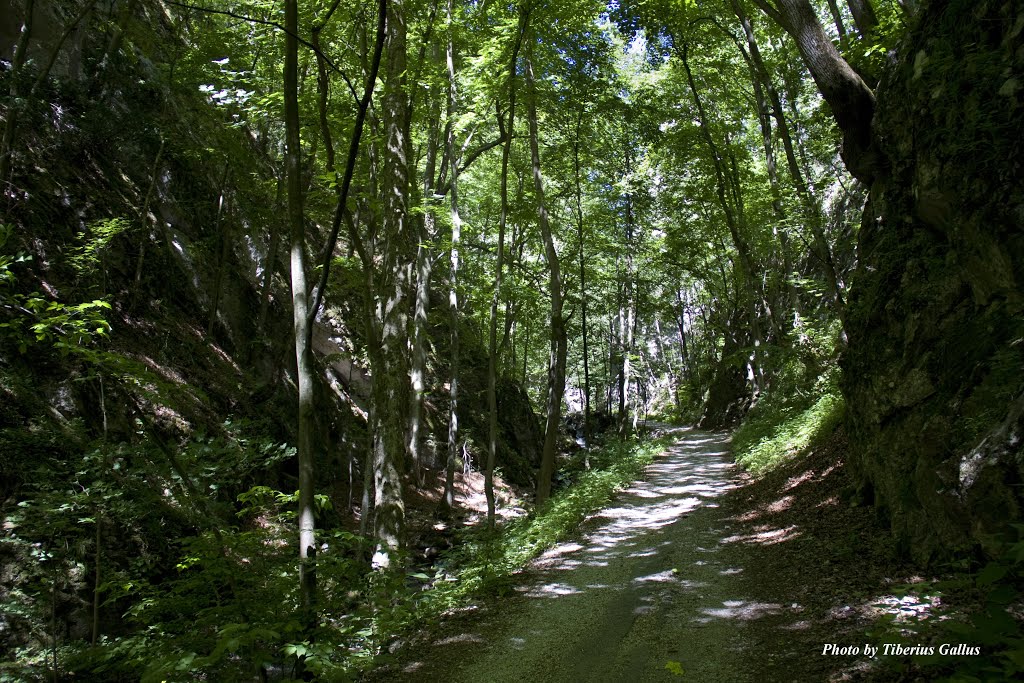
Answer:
[732,374,845,475]
[68,217,132,279]
[0,223,113,356]
[422,437,663,611]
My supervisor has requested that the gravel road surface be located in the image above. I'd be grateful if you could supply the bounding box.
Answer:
[371,428,828,682]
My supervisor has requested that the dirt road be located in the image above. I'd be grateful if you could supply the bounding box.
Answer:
[370,428,855,682]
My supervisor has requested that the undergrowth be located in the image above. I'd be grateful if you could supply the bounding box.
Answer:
[732,373,845,475]
[428,436,664,606]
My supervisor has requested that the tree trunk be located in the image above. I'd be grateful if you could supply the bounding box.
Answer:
[372,0,411,570]
[443,0,461,513]
[206,163,231,336]
[91,517,101,646]
[731,2,804,337]
[526,48,567,507]
[680,42,763,395]
[846,0,878,37]
[133,138,166,305]
[410,72,441,491]
[572,112,591,447]
[487,3,529,528]
[764,0,878,183]
[0,0,34,192]
[284,0,316,625]
[825,0,848,40]
[780,67,848,319]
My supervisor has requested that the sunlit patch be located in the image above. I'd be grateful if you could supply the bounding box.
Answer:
[817,462,840,479]
[137,354,187,384]
[432,633,484,646]
[539,542,584,559]
[722,525,801,545]
[816,495,839,508]
[719,567,743,575]
[522,582,581,598]
[781,620,812,630]
[696,600,783,621]
[634,569,678,583]
[733,509,762,522]
[626,488,663,498]
[208,343,242,373]
[766,495,794,513]
[783,469,815,491]
[865,592,942,623]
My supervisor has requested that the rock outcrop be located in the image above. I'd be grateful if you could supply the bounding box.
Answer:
[842,0,1024,563]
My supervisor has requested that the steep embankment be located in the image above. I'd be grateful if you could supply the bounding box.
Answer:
[842,1,1024,563]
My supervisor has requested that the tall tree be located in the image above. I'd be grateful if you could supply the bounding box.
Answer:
[371,0,412,569]
[526,42,567,506]
[443,0,462,513]
[486,2,529,527]
[283,0,316,625]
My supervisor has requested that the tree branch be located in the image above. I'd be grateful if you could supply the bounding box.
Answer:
[308,0,386,323]
[162,0,351,83]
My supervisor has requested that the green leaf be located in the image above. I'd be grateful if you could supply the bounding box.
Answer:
[665,660,685,676]
[978,562,1009,587]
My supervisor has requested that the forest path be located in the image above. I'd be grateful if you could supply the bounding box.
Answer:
[369,427,850,682]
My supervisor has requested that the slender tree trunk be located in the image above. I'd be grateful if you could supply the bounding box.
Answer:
[526,47,567,507]
[0,0,34,195]
[410,63,442,491]
[825,0,848,40]
[572,113,591,447]
[487,4,529,528]
[780,69,847,319]
[133,138,165,302]
[443,0,461,513]
[101,0,138,68]
[407,0,443,488]
[91,518,101,646]
[731,1,825,326]
[896,0,916,16]
[372,0,411,569]
[32,0,100,95]
[284,0,317,627]
[675,290,700,395]
[257,177,283,330]
[732,4,803,337]
[846,0,878,37]
[654,317,681,413]
[207,163,231,336]
[618,163,636,438]
[680,42,764,394]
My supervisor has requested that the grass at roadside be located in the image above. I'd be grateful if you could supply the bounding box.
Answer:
[429,436,666,604]
[359,436,668,672]
[732,385,845,475]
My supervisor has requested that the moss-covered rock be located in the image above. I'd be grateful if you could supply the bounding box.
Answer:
[842,0,1024,564]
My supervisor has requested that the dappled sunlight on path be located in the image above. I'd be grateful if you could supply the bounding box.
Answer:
[370,427,848,682]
